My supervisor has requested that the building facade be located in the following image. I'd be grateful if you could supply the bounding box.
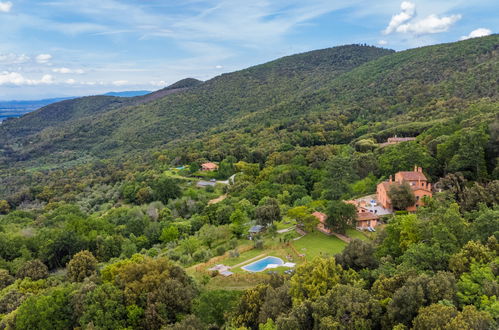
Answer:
[377,166,432,211]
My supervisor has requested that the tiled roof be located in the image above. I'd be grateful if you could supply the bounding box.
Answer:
[387,137,416,143]
[312,211,327,223]
[357,212,379,221]
[202,162,218,169]
[397,171,427,181]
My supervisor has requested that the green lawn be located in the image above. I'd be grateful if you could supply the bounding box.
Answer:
[292,231,347,259]
[223,247,266,267]
[274,218,296,231]
[346,228,369,241]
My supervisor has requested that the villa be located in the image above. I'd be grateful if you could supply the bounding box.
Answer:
[379,136,416,147]
[201,162,218,171]
[377,166,432,211]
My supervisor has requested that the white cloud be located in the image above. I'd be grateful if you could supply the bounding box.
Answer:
[384,1,416,35]
[0,53,30,64]
[384,2,461,36]
[36,54,53,64]
[378,40,388,46]
[215,65,223,69]
[53,67,85,74]
[112,80,128,86]
[460,28,492,40]
[0,72,54,86]
[0,1,12,13]
[397,14,461,35]
[65,78,76,84]
[150,80,167,87]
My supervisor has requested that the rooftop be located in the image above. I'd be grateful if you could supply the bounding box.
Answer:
[397,171,427,181]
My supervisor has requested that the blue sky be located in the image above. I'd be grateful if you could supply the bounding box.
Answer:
[0,0,496,99]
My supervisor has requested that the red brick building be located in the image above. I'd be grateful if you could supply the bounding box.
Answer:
[377,166,432,211]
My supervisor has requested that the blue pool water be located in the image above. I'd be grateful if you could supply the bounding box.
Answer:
[241,256,284,272]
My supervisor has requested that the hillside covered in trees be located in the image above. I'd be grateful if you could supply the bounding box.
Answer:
[0,35,498,329]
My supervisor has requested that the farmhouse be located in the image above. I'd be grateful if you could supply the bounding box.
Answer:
[201,162,218,171]
[379,136,416,147]
[377,166,432,211]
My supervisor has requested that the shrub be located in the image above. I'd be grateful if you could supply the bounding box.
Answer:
[66,250,98,282]
[16,260,49,280]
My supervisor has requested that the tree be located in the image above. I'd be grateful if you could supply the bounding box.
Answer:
[388,183,416,210]
[325,200,357,234]
[67,250,98,282]
[152,176,181,204]
[412,304,457,330]
[189,162,200,174]
[160,225,179,243]
[193,290,241,327]
[312,285,382,329]
[320,155,357,200]
[217,157,237,179]
[101,256,196,328]
[230,209,248,238]
[289,257,361,304]
[255,197,281,226]
[287,206,318,232]
[180,237,201,256]
[0,269,14,290]
[258,284,292,325]
[379,141,434,177]
[136,186,154,204]
[165,315,205,330]
[447,128,489,180]
[335,239,378,270]
[15,286,76,330]
[445,305,494,330]
[231,284,269,329]
[0,200,10,214]
[79,282,128,329]
[16,259,49,280]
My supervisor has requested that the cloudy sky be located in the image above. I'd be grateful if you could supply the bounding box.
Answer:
[0,0,496,99]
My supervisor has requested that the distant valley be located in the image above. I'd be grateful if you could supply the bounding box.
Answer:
[0,90,151,122]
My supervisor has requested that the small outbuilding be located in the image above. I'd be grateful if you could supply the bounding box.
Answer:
[249,225,264,235]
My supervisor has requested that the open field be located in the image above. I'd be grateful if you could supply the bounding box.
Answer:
[292,230,347,259]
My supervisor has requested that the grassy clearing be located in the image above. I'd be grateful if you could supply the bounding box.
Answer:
[346,228,369,241]
[274,217,296,230]
[292,230,347,259]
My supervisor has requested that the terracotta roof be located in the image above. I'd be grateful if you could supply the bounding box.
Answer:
[312,211,327,223]
[201,162,218,169]
[387,137,416,143]
[357,212,379,221]
[397,171,427,181]
[379,181,396,190]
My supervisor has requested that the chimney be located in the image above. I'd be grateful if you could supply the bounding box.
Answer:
[414,165,417,172]
[389,175,392,183]
[418,167,422,173]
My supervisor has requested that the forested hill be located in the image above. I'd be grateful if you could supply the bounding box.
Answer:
[171,34,498,158]
[0,44,392,166]
[0,78,202,142]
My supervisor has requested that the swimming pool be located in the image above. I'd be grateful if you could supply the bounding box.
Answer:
[241,256,284,272]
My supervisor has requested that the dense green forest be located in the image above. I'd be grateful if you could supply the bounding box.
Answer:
[0,36,498,329]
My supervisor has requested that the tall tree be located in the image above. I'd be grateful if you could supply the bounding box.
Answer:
[325,200,357,234]
[388,183,416,210]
